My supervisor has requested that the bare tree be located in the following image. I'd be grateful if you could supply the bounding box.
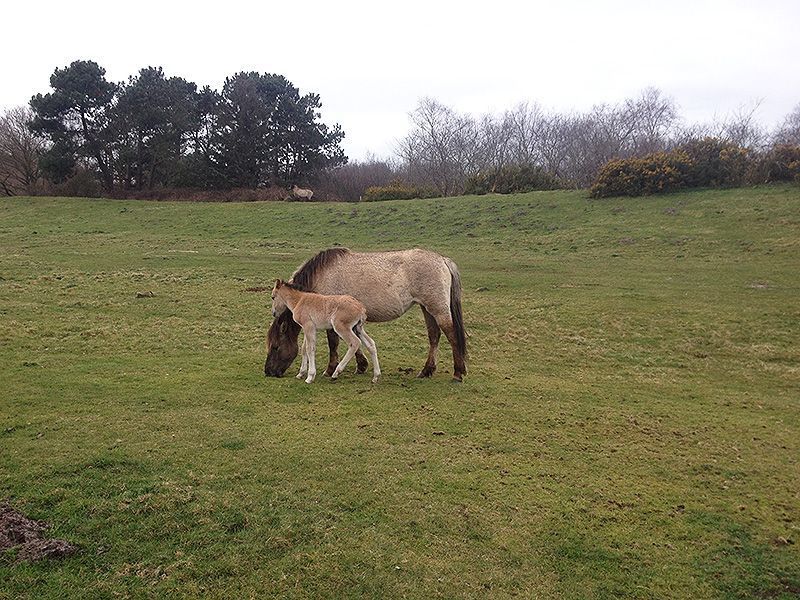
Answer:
[320,156,399,201]
[473,112,515,190]
[625,87,678,154]
[773,103,800,145]
[0,107,44,195]
[506,102,545,166]
[717,101,767,150]
[563,105,633,186]
[397,98,481,196]
[670,121,714,148]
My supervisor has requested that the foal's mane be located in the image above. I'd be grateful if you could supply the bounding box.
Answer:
[267,247,350,346]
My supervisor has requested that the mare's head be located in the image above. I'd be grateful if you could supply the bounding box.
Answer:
[264,309,301,377]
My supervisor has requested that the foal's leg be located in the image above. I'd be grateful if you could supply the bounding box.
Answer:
[324,330,339,377]
[296,335,308,379]
[331,323,362,380]
[303,326,318,383]
[356,325,381,383]
[418,306,441,378]
[325,321,366,376]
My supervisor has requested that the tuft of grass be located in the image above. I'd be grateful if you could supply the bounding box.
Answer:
[0,185,798,598]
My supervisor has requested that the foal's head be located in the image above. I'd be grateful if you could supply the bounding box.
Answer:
[265,279,301,376]
[270,279,288,318]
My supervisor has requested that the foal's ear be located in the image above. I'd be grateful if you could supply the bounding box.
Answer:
[274,279,283,288]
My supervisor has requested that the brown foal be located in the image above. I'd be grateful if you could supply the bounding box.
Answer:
[271,279,380,384]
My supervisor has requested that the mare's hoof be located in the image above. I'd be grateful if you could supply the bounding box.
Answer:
[451,377,463,384]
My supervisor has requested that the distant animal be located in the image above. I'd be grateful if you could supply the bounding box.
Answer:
[264,248,467,382]
[271,279,380,383]
[291,184,314,200]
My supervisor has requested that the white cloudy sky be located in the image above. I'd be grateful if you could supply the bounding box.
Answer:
[2,0,798,160]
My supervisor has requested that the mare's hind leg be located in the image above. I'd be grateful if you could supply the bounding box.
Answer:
[418,306,441,378]
[429,305,467,382]
[355,348,368,374]
[331,324,362,380]
[325,319,366,376]
[324,330,339,377]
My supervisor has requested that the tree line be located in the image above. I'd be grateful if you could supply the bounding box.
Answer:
[1,60,345,197]
[388,89,800,197]
[317,89,800,201]
[2,70,799,200]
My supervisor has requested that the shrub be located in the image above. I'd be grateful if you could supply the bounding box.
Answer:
[107,186,289,202]
[464,165,563,195]
[362,180,438,201]
[589,138,756,198]
[752,144,800,184]
[590,151,693,198]
[680,137,751,188]
[39,169,102,198]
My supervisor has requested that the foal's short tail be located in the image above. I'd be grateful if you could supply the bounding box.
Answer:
[352,310,367,336]
[445,257,468,367]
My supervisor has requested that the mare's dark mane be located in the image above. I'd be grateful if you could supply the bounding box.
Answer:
[290,247,350,290]
[267,248,350,347]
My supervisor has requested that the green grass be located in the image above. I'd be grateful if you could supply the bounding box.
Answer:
[1,185,798,599]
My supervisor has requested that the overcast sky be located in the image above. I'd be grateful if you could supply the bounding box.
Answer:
[2,0,798,160]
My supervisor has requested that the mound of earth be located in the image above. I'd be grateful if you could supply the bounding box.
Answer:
[0,503,77,562]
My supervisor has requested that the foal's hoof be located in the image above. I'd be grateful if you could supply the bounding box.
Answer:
[330,376,339,383]
[451,376,463,384]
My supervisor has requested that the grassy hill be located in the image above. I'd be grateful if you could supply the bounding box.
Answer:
[1,185,798,598]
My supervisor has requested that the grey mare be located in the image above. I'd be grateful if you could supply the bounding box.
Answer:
[264,248,467,381]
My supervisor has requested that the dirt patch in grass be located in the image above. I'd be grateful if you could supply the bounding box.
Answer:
[0,503,77,563]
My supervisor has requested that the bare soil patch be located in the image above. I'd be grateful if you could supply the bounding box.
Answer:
[0,503,77,563]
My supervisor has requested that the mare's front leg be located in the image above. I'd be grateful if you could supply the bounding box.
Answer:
[324,330,339,377]
[303,326,317,383]
[296,335,309,379]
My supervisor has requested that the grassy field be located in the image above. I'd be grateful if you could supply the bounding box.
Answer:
[1,185,798,599]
